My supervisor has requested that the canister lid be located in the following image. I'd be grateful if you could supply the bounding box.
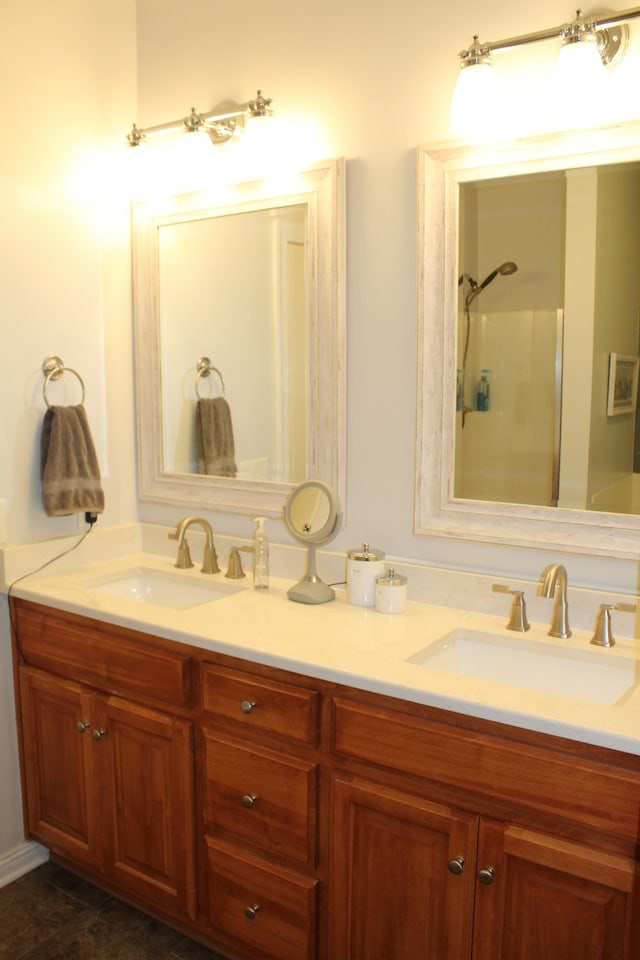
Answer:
[376,567,407,587]
[347,541,385,562]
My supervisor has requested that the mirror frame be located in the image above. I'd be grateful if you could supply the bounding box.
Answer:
[416,121,640,559]
[133,158,346,517]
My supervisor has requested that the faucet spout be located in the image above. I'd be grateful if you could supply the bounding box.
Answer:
[540,563,571,639]
[169,516,220,574]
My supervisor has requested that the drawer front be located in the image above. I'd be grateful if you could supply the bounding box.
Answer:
[14,601,192,708]
[201,664,319,746]
[332,697,640,842]
[203,731,317,866]
[206,838,317,960]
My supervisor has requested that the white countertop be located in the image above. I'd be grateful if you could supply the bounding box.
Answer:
[8,549,640,758]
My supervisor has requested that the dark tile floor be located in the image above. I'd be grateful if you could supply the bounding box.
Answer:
[0,861,229,960]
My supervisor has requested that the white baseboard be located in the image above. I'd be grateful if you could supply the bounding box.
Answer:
[0,840,49,889]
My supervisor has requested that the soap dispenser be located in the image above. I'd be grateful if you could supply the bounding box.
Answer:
[476,369,491,411]
[252,517,269,590]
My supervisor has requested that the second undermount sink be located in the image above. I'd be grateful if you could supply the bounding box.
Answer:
[407,628,638,706]
[85,567,242,611]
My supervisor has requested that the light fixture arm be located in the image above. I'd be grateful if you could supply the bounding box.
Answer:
[459,6,640,65]
[126,89,273,147]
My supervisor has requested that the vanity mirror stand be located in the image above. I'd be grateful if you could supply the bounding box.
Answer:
[283,480,342,603]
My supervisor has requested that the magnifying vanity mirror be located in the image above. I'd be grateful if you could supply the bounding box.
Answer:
[416,121,640,558]
[133,159,345,517]
[283,480,342,603]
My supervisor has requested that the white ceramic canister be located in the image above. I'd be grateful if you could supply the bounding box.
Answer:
[375,568,408,614]
[346,542,386,607]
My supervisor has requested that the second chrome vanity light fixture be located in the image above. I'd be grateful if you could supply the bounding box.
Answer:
[452,6,640,135]
[126,89,273,149]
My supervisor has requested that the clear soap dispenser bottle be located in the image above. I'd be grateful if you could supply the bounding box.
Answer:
[476,369,491,412]
[252,517,269,590]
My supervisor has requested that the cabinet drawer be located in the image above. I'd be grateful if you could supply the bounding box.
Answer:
[203,731,317,866]
[14,601,193,709]
[201,664,319,746]
[332,697,640,843]
[206,838,317,960]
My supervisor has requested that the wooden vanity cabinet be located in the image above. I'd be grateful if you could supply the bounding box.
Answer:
[329,695,640,960]
[198,662,321,960]
[13,601,197,923]
[11,597,640,960]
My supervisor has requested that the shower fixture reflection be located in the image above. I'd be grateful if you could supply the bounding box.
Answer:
[459,261,518,426]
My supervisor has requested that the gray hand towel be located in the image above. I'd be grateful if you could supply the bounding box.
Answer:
[195,397,238,477]
[40,405,105,517]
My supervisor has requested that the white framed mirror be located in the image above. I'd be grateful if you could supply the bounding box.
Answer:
[416,121,640,558]
[133,159,346,517]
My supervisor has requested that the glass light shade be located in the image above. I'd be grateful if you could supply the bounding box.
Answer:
[553,38,607,124]
[450,61,499,140]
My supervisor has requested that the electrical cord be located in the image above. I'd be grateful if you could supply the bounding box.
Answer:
[6,517,97,653]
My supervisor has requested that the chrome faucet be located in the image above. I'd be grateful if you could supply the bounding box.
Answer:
[540,563,571,638]
[169,516,220,574]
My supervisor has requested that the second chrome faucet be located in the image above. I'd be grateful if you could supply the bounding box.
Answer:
[540,563,571,638]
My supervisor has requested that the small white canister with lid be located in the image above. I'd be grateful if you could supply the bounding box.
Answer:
[375,568,408,614]
[346,542,386,607]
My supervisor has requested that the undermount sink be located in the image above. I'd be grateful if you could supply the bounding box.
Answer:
[85,567,242,611]
[407,628,638,706]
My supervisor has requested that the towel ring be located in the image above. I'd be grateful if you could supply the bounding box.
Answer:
[42,355,86,409]
[195,356,225,399]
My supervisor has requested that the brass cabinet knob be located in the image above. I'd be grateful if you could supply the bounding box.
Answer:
[92,728,107,740]
[76,721,90,733]
[478,866,495,885]
[447,857,465,875]
[244,904,261,920]
[242,793,258,809]
[241,699,257,714]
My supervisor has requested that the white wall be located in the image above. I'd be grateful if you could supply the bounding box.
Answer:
[587,164,640,508]
[1,0,138,543]
[0,0,137,880]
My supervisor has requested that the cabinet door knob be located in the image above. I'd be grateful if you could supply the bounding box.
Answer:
[447,857,465,875]
[76,721,90,733]
[244,904,261,920]
[478,866,495,885]
[242,793,258,809]
[92,728,107,740]
[241,699,257,714]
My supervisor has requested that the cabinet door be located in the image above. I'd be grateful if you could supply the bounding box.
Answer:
[329,773,478,960]
[18,667,99,867]
[101,696,196,920]
[472,819,638,960]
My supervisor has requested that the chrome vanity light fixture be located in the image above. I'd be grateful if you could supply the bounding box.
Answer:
[451,7,640,136]
[125,89,273,149]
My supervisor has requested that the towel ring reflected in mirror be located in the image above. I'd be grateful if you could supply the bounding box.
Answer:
[195,356,226,400]
[41,355,86,409]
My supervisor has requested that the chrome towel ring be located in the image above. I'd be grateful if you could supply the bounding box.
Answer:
[42,355,86,408]
[195,356,226,399]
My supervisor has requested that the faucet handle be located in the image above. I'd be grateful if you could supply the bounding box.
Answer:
[614,601,636,614]
[492,584,530,632]
[590,601,637,648]
[225,547,246,579]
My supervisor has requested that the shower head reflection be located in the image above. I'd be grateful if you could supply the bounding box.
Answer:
[465,261,518,307]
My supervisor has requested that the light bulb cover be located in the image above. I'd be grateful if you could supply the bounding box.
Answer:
[450,59,499,139]
[553,29,607,126]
